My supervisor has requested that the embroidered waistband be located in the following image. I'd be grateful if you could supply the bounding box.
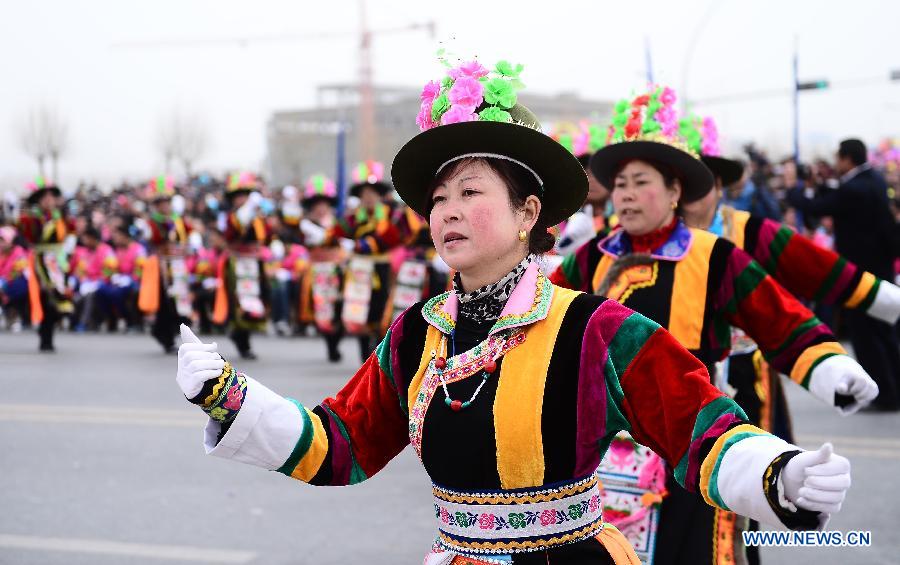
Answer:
[432,475,604,555]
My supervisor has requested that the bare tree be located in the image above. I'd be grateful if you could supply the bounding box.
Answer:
[17,104,70,179]
[156,109,210,176]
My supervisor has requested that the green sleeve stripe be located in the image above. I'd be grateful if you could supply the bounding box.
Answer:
[767,317,821,359]
[607,313,659,376]
[813,257,847,303]
[725,261,769,313]
[560,253,583,289]
[375,328,395,390]
[800,352,843,389]
[706,430,769,510]
[321,404,369,485]
[858,278,882,312]
[766,227,793,273]
[276,399,314,475]
[673,397,747,485]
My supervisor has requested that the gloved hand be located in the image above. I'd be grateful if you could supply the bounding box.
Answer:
[781,443,850,515]
[270,239,286,261]
[866,280,900,325]
[557,211,596,255]
[176,324,224,400]
[236,194,261,226]
[300,219,326,246]
[808,355,879,415]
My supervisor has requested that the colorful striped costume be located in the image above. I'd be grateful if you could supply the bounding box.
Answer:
[203,262,814,563]
[551,220,867,564]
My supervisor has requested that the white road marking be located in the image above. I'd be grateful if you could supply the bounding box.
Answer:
[0,404,203,428]
[0,534,256,563]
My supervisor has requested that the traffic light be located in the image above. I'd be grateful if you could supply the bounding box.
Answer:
[797,79,829,91]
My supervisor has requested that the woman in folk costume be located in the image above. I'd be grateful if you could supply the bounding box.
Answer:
[298,174,348,362]
[214,172,272,360]
[678,114,900,440]
[327,160,402,361]
[175,60,856,564]
[0,226,31,328]
[17,177,75,352]
[548,86,876,565]
[138,175,191,353]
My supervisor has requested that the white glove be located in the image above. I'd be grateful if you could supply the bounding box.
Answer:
[188,231,204,252]
[111,273,132,288]
[171,194,186,216]
[866,281,900,325]
[275,268,292,282]
[270,239,286,261]
[63,234,78,255]
[202,277,219,290]
[236,196,260,226]
[300,219,327,246]
[176,324,224,400]
[782,443,850,515]
[808,355,879,415]
[557,211,596,255]
[339,238,355,254]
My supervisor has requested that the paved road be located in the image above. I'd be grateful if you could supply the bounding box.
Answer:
[1,332,897,564]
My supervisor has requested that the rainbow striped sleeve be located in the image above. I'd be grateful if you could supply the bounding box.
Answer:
[744,216,880,310]
[550,240,594,292]
[276,314,411,486]
[714,245,846,388]
[595,299,771,499]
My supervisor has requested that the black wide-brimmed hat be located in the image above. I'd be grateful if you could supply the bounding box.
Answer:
[392,103,586,226]
[225,172,260,200]
[26,177,62,205]
[590,85,718,203]
[348,161,391,197]
[590,139,715,203]
[701,155,745,187]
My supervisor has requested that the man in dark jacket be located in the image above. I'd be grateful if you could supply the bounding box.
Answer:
[789,139,900,410]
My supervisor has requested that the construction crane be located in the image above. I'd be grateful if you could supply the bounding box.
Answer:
[112,0,435,160]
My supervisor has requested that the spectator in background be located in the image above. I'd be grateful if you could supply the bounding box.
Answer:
[724,144,782,220]
[789,138,900,411]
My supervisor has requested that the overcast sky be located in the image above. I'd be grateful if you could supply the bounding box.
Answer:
[3,0,898,191]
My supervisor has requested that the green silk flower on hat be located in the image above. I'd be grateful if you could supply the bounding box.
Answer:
[415,54,526,131]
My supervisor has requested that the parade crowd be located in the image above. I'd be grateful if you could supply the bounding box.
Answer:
[3,76,900,563]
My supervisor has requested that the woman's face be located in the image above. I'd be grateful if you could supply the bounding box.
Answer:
[429,160,534,276]
[610,160,681,236]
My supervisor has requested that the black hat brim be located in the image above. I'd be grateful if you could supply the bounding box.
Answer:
[701,155,745,187]
[590,141,715,203]
[26,186,61,205]
[225,188,254,199]
[391,121,587,226]
[349,181,391,197]
[302,195,338,210]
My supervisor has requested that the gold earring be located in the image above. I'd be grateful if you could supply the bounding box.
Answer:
[518,229,527,242]
[671,202,678,210]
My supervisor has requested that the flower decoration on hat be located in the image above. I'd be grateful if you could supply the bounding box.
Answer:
[607,85,692,153]
[416,53,527,131]
[551,120,606,155]
[304,174,337,200]
[679,114,721,157]
[352,161,385,185]
[25,176,50,192]
[145,175,176,200]
[228,172,259,190]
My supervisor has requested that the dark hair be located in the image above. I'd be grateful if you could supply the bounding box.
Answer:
[838,139,867,166]
[82,226,101,241]
[429,157,556,255]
